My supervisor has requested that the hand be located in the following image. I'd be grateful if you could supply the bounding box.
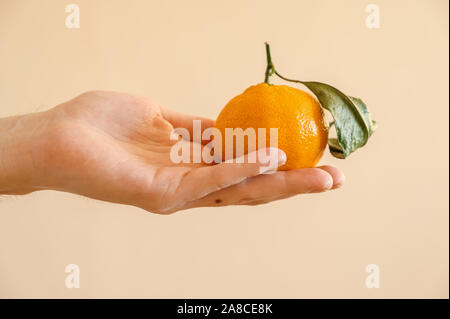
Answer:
[0,91,344,214]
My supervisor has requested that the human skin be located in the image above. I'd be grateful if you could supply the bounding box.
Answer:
[0,91,344,214]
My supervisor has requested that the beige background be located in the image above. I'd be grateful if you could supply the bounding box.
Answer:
[0,0,448,298]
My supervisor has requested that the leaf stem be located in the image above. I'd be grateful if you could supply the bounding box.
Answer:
[274,70,304,85]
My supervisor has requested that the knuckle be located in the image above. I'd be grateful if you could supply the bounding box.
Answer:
[76,90,106,100]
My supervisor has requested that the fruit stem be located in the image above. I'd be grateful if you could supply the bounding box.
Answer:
[264,42,275,84]
[264,42,306,86]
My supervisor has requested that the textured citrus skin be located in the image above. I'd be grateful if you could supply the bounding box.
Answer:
[214,83,328,170]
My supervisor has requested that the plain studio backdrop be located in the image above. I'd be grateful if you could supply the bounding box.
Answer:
[0,0,448,298]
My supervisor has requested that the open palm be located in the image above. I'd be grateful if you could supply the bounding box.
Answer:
[36,91,344,214]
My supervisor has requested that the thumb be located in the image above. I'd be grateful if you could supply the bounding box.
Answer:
[178,147,287,202]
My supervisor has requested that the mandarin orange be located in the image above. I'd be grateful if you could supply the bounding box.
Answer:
[214,83,328,170]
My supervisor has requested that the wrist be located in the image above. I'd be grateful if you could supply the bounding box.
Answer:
[0,112,50,194]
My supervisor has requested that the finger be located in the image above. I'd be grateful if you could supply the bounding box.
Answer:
[235,193,294,206]
[160,107,215,144]
[181,167,334,210]
[175,147,287,204]
[165,193,295,214]
[317,165,345,189]
[164,140,220,168]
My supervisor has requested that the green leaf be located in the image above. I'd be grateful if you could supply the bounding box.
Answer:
[300,81,377,158]
[328,138,346,159]
[348,96,377,137]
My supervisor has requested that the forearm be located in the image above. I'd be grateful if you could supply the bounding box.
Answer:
[0,113,49,194]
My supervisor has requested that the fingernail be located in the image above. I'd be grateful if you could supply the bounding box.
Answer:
[324,176,334,190]
[277,150,287,166]
[259,148,287,174]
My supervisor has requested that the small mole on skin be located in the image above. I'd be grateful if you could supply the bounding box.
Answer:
[215,199,222,204]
